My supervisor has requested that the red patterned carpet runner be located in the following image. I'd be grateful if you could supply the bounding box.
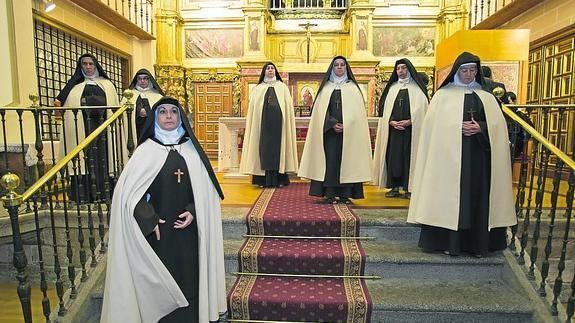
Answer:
[228,183,373,322]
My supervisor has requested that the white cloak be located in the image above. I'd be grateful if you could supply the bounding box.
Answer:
[239,81,298,176]
[121,89,163,144]
[101,138,227,323]
[407,84,517,231]
[298,82,372,183]
[372,81,428,189]
[58,78,126,173]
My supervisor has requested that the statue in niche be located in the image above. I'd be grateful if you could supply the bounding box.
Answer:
[357,21,367,51]
[250,22,260,51]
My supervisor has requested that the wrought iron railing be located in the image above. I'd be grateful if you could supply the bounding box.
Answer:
[504,104,575,320]
[0,91,135,322]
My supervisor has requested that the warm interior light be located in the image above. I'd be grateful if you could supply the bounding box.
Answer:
[43,0,56,13]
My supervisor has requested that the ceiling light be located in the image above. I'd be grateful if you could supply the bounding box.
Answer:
[43,0,56,13]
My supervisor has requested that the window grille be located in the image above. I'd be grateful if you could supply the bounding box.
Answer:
[33,20,128,141]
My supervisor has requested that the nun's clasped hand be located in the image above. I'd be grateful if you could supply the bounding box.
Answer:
[174,211,194,229]
[462,119,481,136]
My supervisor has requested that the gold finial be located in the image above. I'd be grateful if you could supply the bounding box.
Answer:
[1,172,22,207]
[29,93,40,108]
[123,89,134,101]
[493,86,505,99]
[122,89,135,107]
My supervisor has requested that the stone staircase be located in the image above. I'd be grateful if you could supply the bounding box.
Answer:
[223,207,535,322]
[82,206,539,322]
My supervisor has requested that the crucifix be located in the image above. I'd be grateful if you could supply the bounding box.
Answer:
[174,169,185,184]
[467,107,476,121]
[299,21,317,64]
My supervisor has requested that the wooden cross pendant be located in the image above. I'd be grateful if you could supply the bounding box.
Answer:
[174,169,184,184]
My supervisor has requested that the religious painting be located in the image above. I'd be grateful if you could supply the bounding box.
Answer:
[373,26,435,57]
[249,21,260,51]
[356,21,368,51]
[483,61,520,95]
[300,86,315,108]
[435,61,519,95]
[296,81,319,116]
[185,29,243,58]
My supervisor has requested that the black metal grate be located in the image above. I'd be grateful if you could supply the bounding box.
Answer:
[33,20,128,140]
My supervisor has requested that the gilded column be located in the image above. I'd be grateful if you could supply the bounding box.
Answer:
[155,0,183,65]
[155,0,186,108]
[437,0,468,43]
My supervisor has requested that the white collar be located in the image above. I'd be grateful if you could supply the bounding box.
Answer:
[453,74,481,94]
[398,73,411,87]
[153,108,185,145]
[330,70,348,85]
[136,85,154,92]
[82,70,99,80]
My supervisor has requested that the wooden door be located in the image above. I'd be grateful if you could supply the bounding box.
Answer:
[194,82,233,159]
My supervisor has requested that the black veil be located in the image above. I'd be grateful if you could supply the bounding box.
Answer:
[56,53,110,104]
[313,56,363,109]
[257,62,284,84]
[138,96,224,200]
[129,68,165,95]
[377,58,429,117]
[438,52,489,92]
[316,56,361,94]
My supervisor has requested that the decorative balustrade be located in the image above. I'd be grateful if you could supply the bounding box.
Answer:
[0,91,135,323]
[36,0,156,40]
[504,104,575,320]
[469,0,511,28]
[269,0,347,10]
[90,0,155,36]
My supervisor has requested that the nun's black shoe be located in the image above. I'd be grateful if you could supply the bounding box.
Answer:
[385,189,400,198]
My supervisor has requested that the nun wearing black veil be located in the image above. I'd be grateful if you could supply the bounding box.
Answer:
[56,53,120,202]
[407,52,516,257]
[126,68,164,140]
[239,62,298,188]
[372,58,429,199]
[298,56,372,204]
[101,97,227,323]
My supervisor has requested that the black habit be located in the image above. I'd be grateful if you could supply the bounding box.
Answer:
[309,89,364,199]
[133,139,199,322]
[70,83,110,203]
[418,93,507,256]
[251,87,290,187]
[135,95,152,140]
[128,69,165,141]
[385,88,412,190]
